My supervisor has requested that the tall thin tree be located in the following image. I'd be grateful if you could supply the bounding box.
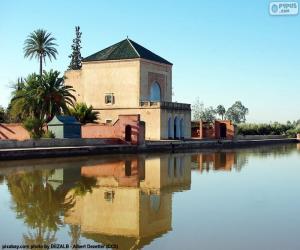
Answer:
[68,26,83,70]
[24,29,58,76]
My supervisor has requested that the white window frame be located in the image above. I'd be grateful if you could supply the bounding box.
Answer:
[105,93,114,105]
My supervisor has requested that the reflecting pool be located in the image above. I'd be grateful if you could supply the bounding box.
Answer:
[0,143,300,250]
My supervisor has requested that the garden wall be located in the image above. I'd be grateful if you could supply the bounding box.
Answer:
[0,114,145,145]
[0,123,30,140]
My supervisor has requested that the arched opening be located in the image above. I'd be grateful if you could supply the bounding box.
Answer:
[150,82,161,101]
[180,118,184,139]
[220,123,227,138]
[168,117,172,139]
[125,125,132,142]
[174,117,178,139]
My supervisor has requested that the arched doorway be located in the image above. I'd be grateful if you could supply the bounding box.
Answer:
[150,82,161,101]
[180,118,184,139]
[174,117,178,139]
[125,125,132,142]
[168,117,172,139]
[220,123,227,139]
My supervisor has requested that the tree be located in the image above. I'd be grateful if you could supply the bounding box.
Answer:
[216,105,226,120]
[225,101,249,124]
[192,98,216,124]
[24,29,58,76]
[39,70,76,121]
[0,106,6,122]
[68,26,83,70]
[11,70,76,122]
[69,102,99,124]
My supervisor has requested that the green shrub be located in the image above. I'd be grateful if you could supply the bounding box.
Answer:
[23,117,44,138]
[42,130,55,138]
[69,102,99,124]
[237,123,295,136]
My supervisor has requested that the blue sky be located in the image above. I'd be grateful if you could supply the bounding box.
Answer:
[0,0,299,122]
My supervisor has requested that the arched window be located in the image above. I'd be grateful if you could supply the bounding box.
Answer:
[150,82,161,101]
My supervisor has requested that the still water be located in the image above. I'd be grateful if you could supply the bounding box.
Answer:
[0,144,300,250]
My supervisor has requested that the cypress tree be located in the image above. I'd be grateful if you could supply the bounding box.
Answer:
[68,26,83,70]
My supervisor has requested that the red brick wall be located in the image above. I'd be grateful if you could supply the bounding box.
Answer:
[192,120,235,140]
[0,124,30,140]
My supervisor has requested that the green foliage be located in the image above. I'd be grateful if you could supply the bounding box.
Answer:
[192,98,216,123]
[10,70,76,123]
[72,176,97,197]
[23,117,44,139]
[0,106,6,122]
[237,122,296,136]
[68,26,83,70]
[225,101,249,124]
[216,105,226,120]
[24,29,58,76]
[42,130,55,139]
[286,124,300,138]
[69,102,99,124]
[6,170,74,244]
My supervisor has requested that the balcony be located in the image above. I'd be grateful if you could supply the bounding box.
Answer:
[140,101,191,110]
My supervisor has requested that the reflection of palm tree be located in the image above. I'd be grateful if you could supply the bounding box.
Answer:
[68,225,81,249]
[0,175,4,184]
[6,170,75,245]
[23,229,56,246]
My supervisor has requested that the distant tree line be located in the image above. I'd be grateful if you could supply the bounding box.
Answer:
[192,98,249,124]
[237,122,300,137]
[192,98,300,137]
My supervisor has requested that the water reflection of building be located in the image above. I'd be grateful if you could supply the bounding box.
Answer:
[191,152,237,172]
[57,154,191,249]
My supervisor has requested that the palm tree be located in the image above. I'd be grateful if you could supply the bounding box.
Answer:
[11,70,76,123]
[40,70,76,121]
[24,29,58,76]
[216,105,226,120]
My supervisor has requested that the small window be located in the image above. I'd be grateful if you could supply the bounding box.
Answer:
[106,119,112,124]
[105,93,114,104]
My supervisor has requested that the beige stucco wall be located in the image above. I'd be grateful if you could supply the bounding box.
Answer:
[65,59,140,108]
[140,154,191,191]
[140,59,172,102]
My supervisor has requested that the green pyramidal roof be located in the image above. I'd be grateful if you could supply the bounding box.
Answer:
[82,38,172,65]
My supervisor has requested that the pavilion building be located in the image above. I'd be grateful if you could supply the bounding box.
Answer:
[65,38,191,140]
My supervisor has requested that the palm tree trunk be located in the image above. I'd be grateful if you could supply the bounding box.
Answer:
[39,55,43,77]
